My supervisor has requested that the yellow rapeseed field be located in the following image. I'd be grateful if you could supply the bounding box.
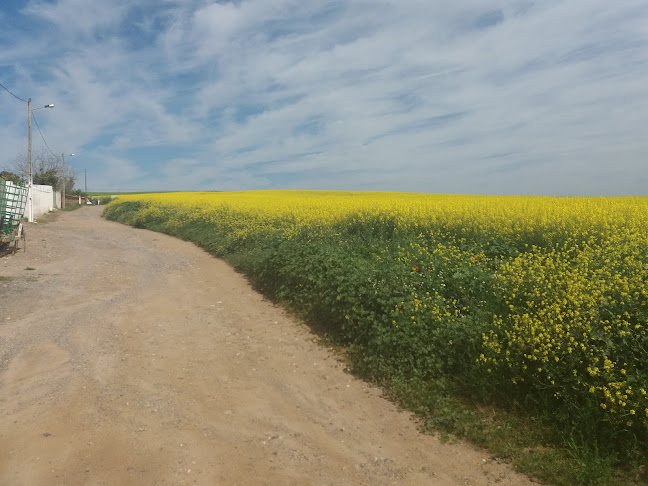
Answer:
[110,190,648,237]
[107,191,648,429]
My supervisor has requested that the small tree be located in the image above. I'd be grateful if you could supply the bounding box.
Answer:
[0,171,23,185]
[8,148,76,191]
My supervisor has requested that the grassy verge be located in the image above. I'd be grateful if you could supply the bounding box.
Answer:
[62,204,84,211]
[103,198,648,485]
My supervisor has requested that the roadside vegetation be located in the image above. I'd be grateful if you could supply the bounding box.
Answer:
[103,191,648,485]
[61,203,83,211]
[1,148,77,194]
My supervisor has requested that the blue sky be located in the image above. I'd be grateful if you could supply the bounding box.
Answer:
[1,0,647,195]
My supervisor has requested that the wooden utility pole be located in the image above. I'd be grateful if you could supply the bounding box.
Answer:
[27,101,54,216]
[28,99,33,221]
[61,153,66,208]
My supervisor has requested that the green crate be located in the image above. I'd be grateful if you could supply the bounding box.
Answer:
[0,178,28,237]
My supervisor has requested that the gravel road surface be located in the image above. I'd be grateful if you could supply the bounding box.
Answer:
[0,206,536,485]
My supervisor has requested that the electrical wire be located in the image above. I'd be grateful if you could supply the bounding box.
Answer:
[31,113,57,158]
[0,81,28,103]
[1,80,58,163]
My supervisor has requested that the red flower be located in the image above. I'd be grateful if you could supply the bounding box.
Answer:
[412,266,419,271]
[472,256,479,261]
[427,266,432,271]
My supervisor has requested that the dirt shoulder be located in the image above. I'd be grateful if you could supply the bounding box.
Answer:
[0,206,537,485]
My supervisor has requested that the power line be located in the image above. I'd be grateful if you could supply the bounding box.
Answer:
[31,112,57,157]
[0,81,28,103]
[1,80,59,166]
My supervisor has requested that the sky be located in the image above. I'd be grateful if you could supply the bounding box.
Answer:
[1,0,647,195]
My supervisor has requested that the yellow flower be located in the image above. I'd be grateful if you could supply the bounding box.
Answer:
[105,191,648,428]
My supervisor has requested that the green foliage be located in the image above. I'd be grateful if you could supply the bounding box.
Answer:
[6,148,77,191]
[33,166,60,187]
[0,171,23,185]
[61,203,83,211]
[103,197,648,485]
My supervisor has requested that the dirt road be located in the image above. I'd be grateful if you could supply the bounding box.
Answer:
[0,207,536,485]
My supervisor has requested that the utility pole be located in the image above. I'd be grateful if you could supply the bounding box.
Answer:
[26,101,54,219]
[84,168,87,194]
[61,153,66,208]
[61,153,75,207]
[27,99,33,222]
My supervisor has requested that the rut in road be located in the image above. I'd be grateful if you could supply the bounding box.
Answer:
[0,206,537,485]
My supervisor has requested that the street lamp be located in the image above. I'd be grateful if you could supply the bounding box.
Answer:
[61,153,74,208]
[27,99,54,222]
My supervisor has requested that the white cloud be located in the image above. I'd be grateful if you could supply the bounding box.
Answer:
[22,0,129,37]
[0,0,646,195]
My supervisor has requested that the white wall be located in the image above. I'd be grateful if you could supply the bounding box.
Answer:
[3,181,62,222]
[26,184,57,220]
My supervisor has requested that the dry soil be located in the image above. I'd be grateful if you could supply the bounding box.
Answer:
[0,206,537,485]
